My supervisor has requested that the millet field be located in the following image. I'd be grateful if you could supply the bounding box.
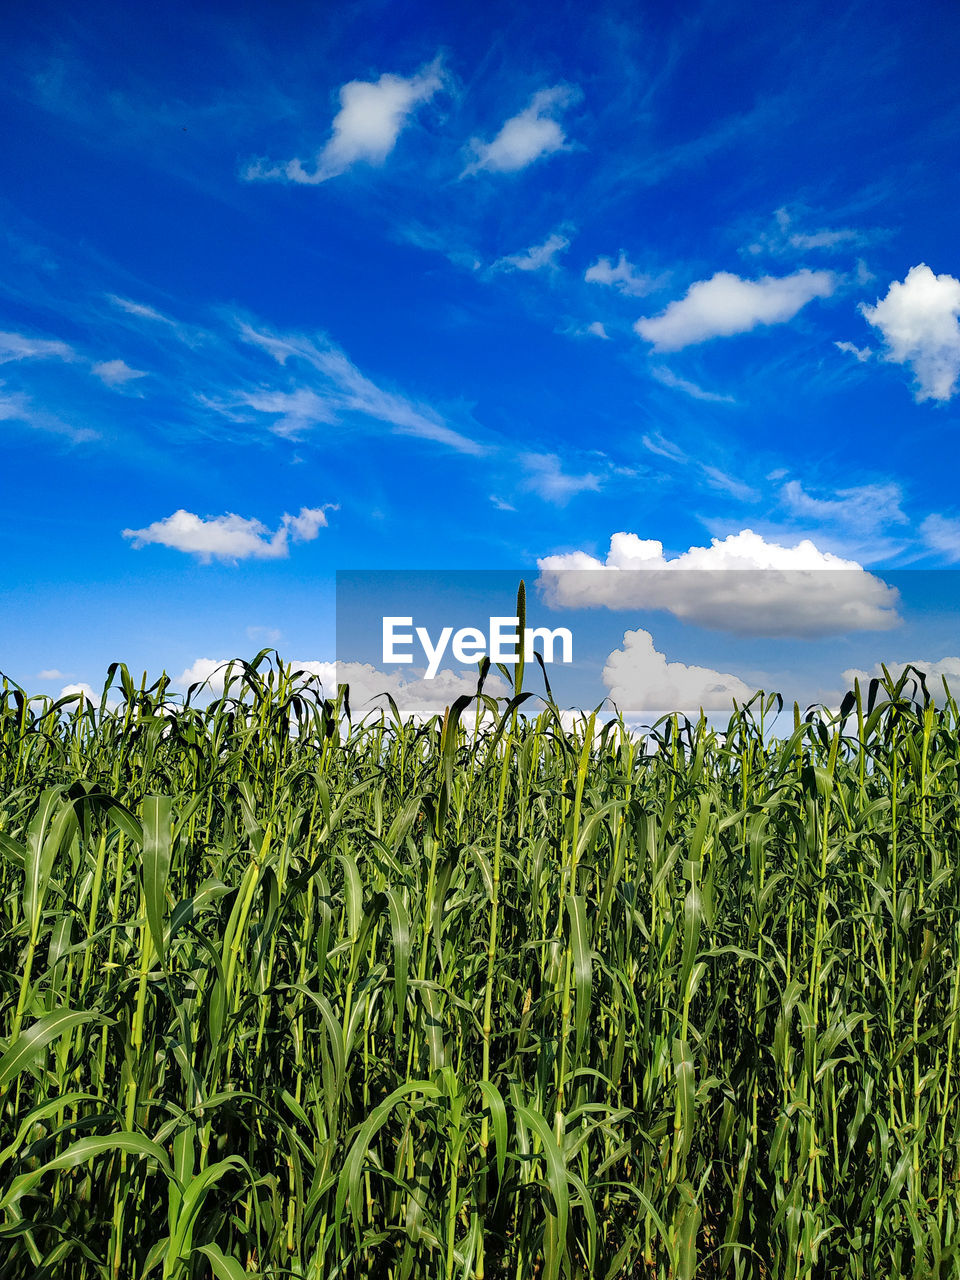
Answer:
[1,651,959,1278]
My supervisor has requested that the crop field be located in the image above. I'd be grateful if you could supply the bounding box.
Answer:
[1,654,959,1279]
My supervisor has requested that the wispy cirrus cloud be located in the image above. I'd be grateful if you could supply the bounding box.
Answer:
[650,364,736,403]
[0,382,96,442]
[835,340,872,362]
[235,321,485,454]
[463,85,579,175]
[123,504,336,563]
[919,513,960,562]
[244,59,444,184]
[0,329,76,363]
[641,431,688,463]
[585,252,657,297]
[701,476,914,565]
[493,231,570,273]
[701,464,758,501]
[0,325,147,397]
[780,479,908,533]
[519,451,602,503]
[92,358,147,387]
[635,269,836,351]
[106,294,204,346]
[745,206,868,257]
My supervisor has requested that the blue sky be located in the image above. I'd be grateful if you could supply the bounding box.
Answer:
[3,0,960,711]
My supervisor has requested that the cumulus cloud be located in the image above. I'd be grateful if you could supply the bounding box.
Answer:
[464,86,578,175]
[520,452,602,503]
[0,330,75,363]
[537,529,900,636]
[337,661,511,721]
[586,321,609,339]
[494,232,570,272]
[603,628,755,716]
[842,656,960,702]
[59,682,116,710]
[174,656,510,722]
[245,60,443,184]
[123,505,336,563]
[175,657,339,694]
[635,269,836,351]
[585,252,655,297]
[92,359,147,387]
[859,264,960,401]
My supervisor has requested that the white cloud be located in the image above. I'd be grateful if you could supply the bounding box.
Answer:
[490,494,516,510]
[245,60,443,184]
[586,321,609,339]
[59,682,105,708]
[0,383,96,442]
[173,656,510,722]
[283,506,332,540]
[835,340,872,362]
[495,232,570,273]
[788,228,860,251]
[0,388,31,421]
[641,432,688,463]
[238,387,338,438]
[701,465,758,501]
[465,86,578,175]
[650,365,736,403]
[537,529,901,636]
[106,295,200,346]
[859,264,960,401]
[108,296,169,322]
[123,504,335,563]
[520,452,602,503]
[842,656,960,703]
[635,269,836,351]
[603,628,754,716]
[237,322,483,455]
[37,668,69,680]
[246,625,283,644]
[920,513,960,562]
[640,429,753,499]
[584,252,654,297]
[781,480,908,534]
[0,330,74,363]
[338,661,511,721]
[175,657,339,694]
[92,359,147,387]
[747,207,864,256]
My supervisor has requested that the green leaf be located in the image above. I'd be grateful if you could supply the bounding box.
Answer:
[142,795,174,965]
[0,1010,105,1090]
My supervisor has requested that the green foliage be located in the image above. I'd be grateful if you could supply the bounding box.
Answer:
[0,656,958,1277]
